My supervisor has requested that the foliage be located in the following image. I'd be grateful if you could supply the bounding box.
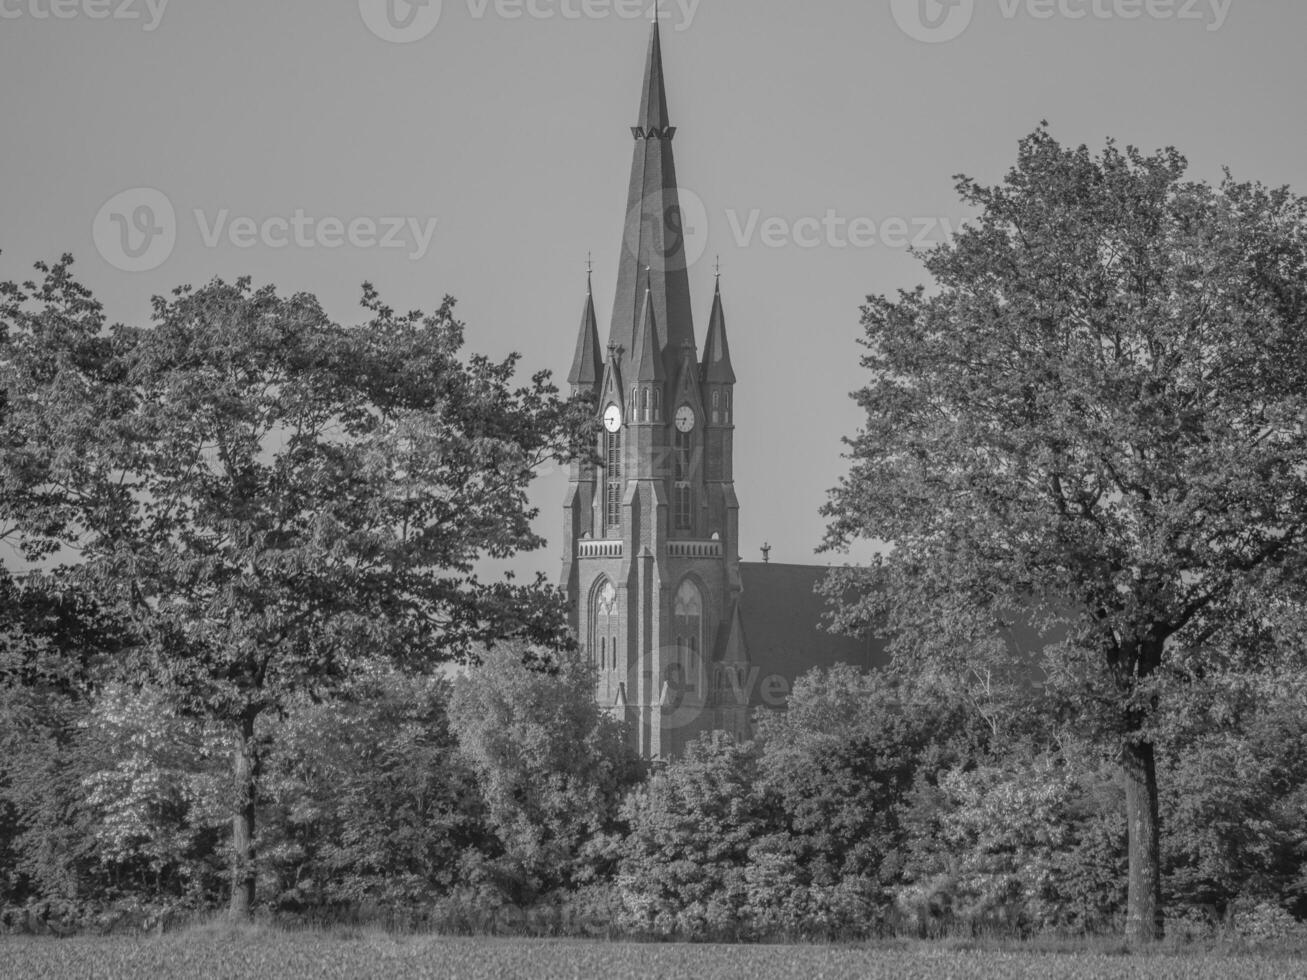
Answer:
[0,258,588,913]
[449,643,641,900]
[822,126,1307,939]
[1158,669,1307,921]
[0,257,120,567]
[3,673,498,927]
[77,685,229,909]
[752,666,983,894]
[6,645,1307,940]
[1227,899,1307,945]
[0,570,134,916]
[0,673,96,917]
[896,749,1123,936]
[260,670,490,916]
[616,733,778,938]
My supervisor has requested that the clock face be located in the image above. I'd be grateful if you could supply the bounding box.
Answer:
[603,404,623,433]
[675,405,696,433]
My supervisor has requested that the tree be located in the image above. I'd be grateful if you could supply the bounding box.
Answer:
[752,665,983,896]
[823,128,1307,941]
[76,684,229,915]
[616,733,778,939]
[894,746,1126,936]
[1,260,589,916]
[261,669,489,916]
[448,643,640,901]
[0,256,122,570]
[0,557,133,922]
[1158,666,1307,922]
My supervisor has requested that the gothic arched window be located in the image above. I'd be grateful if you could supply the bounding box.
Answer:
[673,428,693,531]
[593,581,619,675]
[604,427,622,531]
[673,580,703,691]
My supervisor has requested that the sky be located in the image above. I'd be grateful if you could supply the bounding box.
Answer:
[3,0,1306,583]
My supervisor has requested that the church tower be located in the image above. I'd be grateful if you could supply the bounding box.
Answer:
[562,18,749,759]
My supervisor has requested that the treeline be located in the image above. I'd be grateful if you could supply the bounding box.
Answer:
[5,640,1307,943]
[0,257,594,930]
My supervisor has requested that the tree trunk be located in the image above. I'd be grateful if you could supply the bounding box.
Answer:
[1120,633,1165,944]
[1122,737,1162,941]
[229,711,259,919]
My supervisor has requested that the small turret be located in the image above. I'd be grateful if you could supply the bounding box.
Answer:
[632,277,666,385]
[568,268,603,389]
[630,277,667,428]
[701,274,736,386]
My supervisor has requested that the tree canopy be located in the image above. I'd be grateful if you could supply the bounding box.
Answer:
[823,127,1307,942]
[0,258,590,915]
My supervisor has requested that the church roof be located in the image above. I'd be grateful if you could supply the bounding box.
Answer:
[608,18,696,383]
[701,277,736,385]
[736,565,1058,705]
[567,274,603,387]
[736,564,891,694]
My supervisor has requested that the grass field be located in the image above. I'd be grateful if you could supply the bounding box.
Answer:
[4,933,1307,980]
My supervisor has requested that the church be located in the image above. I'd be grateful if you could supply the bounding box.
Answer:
[561,20,887,759]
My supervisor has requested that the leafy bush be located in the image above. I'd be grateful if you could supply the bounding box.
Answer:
[913,754,1079,933]
[449,644,641,901]
[78,685,229,910]
[1228,899,1302,944]
[1159,671,1307,923]
[753,665,982,894]
[260,670,490,917]
[616,733,772,939]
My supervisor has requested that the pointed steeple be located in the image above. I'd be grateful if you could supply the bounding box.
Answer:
[701,273,736,384]
[632,275,666,383]
[568,267,603,388]
[638,10,670,133]
[610,18,696,383]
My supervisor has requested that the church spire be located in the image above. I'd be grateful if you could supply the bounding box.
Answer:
[567,264,603,388]
[610,17,696,383]
[632,273,666,383]
[637,8,670,133]
[701,272,736,385]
